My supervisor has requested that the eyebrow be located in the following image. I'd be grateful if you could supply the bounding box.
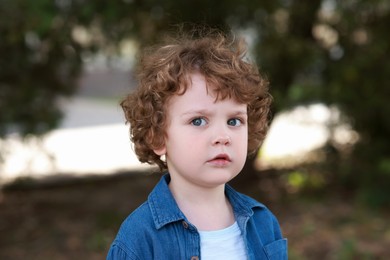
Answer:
[181,109,247,117]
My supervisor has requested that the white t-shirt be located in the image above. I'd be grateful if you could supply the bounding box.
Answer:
[199,221,247,260]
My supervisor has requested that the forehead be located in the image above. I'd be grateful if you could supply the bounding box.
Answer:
[175,73,217,103]
[179,72,233,101]
[166,73,246,111]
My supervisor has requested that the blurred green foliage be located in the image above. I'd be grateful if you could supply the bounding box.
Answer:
[0,0,389,206]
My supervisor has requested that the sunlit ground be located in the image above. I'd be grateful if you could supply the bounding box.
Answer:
[0,98,356,185]
[0,98,150,185]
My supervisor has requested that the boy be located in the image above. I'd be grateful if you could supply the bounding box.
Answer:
[107,28,287,259]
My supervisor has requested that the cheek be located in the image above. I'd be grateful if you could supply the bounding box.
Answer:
[166,130,192,151]
[238,132,248,153]
[182,134,203,151]
[172,132,206,158]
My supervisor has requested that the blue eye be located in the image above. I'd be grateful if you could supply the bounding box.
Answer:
[227,118,242,126]
[191,118,207,126]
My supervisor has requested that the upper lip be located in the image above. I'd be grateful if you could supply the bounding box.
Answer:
[208,154,231,162]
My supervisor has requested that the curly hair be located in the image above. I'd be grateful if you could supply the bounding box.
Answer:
[121,28,272,170]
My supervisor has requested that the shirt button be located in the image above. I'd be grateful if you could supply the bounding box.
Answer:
[191,257,199,260]
[182,221,189,229]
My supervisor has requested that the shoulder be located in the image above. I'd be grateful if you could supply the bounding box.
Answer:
[239,192,282,233]
[107,242,138,260]
[226,186,288,258]
[241,194,285,246]
[107,202,155,259]
[120,201,154,230]
[227,186,283,237]
[115,201,157,240]
[236,193,288,258]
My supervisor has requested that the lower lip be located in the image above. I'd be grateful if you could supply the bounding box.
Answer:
[207,159,231,167]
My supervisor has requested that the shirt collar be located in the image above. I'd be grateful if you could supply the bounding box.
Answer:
[225,184,266,217]
[148,174,266,230]
[148,174,186,229]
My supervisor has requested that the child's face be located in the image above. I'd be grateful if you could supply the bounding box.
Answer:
[154,73,248,188]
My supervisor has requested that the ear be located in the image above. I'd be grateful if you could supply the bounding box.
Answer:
[153,146,166,156]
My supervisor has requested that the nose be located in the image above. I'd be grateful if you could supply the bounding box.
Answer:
[212,134,231,146]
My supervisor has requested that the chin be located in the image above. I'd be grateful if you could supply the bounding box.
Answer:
[203,171,239,186]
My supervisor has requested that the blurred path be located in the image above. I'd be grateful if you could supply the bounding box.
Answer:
[1,69,151,185]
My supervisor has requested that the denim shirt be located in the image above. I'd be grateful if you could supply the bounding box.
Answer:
[107,174,287,260]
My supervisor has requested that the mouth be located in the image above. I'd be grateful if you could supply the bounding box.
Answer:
[207,154,231,164]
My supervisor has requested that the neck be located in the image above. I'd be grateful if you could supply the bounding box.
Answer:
[169,178,235,231]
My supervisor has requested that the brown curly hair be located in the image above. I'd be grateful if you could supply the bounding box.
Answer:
[121,28,272,170]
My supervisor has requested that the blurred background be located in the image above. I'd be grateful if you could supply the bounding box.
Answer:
[0,0,389,259]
